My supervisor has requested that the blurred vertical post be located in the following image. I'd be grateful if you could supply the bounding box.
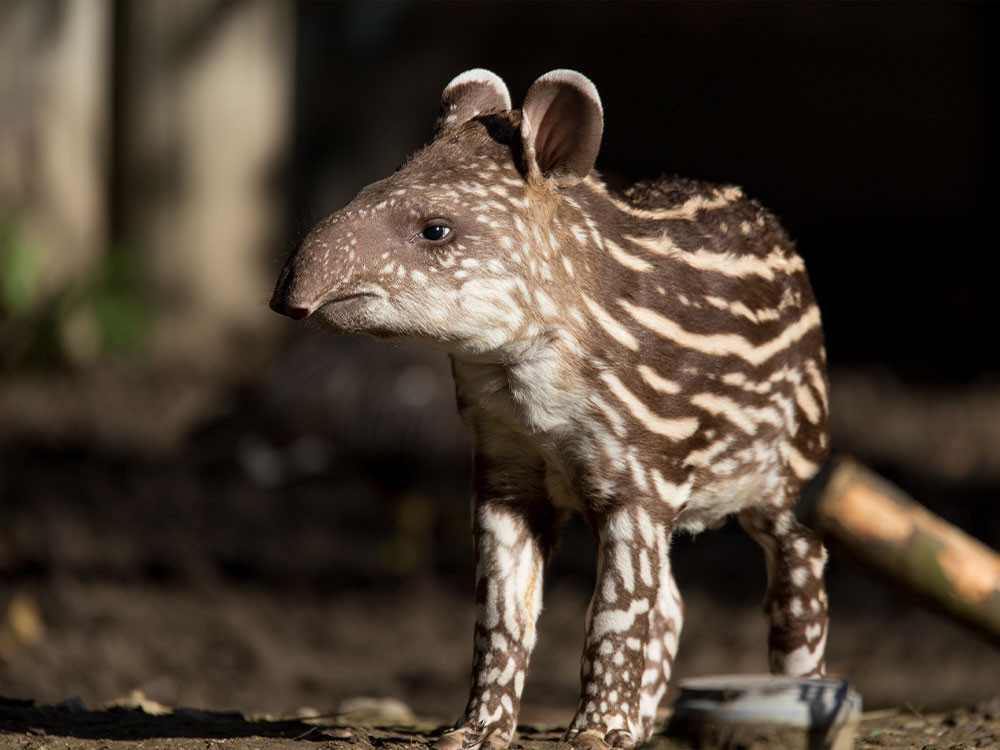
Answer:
[0,0,111,307]
[116,0,294,371]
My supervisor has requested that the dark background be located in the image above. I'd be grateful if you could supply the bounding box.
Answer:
[1,0,998,725]
[291,1,999,382]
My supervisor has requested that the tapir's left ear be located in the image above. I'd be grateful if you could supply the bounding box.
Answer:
[520,70,603,188]
[434,69,512,138]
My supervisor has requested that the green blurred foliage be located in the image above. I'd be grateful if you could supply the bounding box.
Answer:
[0,210,152,369]
[0,214,43,316]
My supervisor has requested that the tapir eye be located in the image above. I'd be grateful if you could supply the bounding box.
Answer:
[420,225,451,241]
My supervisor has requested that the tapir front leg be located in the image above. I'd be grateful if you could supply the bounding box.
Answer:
[637,560,683,738]
[567,505,674,750]
[434,481,560,750]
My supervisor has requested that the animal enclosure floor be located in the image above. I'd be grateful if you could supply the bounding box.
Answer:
[1,579,998,749]
[2,693,999,750]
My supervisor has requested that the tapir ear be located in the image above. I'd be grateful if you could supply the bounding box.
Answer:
[434,69,512,138]
[520,70,603,187]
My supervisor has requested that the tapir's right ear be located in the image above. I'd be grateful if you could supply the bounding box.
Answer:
[434,69,512,138]
[519,70,603,188]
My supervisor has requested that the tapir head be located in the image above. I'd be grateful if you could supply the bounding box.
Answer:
[269,69,604,358]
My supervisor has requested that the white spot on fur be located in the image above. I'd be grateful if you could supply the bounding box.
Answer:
[791,566,809,587]
[602,576,617,603]
[809,551,827,578]
[591,598,650,640]
[639,549,653,587]
[534,289,559,319]
[613,544,635,593]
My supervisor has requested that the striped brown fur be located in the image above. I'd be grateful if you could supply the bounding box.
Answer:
[271,69,830,750]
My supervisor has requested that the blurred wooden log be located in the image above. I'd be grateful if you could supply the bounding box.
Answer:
[800,455,1000,648]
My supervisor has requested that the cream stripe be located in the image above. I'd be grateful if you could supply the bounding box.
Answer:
[601,373,699,440]
[704,295,781,323]
[607,188,740,221]
[650,469,690,508]
[626,451,650,493]
[637,364,682,394]
[583,294,639,351]
[795,383,822,424]
[732,300,780,322]
[786,444,820,480]
[690,393,760,435]
[606,239,654,272]
[804,359,829,410]
[618,299,822,367]
[627,236,804,280]
[590,394,627,437]
[685,436,734,467]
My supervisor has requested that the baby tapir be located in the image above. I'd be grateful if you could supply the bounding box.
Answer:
[270,69,830,750]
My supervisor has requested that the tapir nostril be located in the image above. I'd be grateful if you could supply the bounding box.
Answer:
[284,303,311,320]
[269,290,311,320]
[269,261,313,319]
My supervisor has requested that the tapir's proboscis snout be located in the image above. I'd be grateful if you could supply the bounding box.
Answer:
[268,260,308,319]
[269,199,402,331]
[270,216,351,322]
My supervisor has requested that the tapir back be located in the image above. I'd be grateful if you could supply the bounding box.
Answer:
[454,168,830,532]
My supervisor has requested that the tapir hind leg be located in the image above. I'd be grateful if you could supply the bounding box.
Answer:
[738,502,828,676]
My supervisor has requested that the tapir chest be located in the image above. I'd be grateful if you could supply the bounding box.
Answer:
[452,355,646,512]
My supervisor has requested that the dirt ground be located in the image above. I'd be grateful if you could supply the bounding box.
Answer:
[1,336,999,748]
[2,690,999,750]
